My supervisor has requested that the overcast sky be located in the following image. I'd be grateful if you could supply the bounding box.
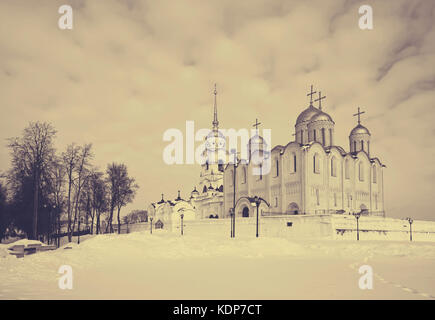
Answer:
[1,0,434,220]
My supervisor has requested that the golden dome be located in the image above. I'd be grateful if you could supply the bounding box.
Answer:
[296,105,321,125]
[310,111,334,123]
[350,124,370,136]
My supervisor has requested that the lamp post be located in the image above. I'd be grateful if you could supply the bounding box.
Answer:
[150,217,153,234]
[229,208,234,238]
[406,217,413,241]
[252,196,262,238]
[231,149,240,238]
[353,212,361,241]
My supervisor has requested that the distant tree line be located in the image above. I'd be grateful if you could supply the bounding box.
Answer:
[122,209,148,225]
[0,121,139,243]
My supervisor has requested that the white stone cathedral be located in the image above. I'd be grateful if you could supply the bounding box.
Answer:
[223,86,386,218]
[149,85,386,227]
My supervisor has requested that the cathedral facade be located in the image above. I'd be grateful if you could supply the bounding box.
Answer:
[149,85,386,226]
[223,87,386,219]
[148,85,226,224]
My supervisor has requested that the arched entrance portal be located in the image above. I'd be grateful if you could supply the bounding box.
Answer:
[242,207,250,217]
[286,202,299,215]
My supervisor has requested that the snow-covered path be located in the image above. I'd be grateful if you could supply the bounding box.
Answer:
[1,231,435,299]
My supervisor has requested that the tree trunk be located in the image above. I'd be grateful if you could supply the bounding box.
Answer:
[96,211,100,235]
[90,208,95,235]
[32,168,39,240]
[117,207,121,234]
[67,168,73,243]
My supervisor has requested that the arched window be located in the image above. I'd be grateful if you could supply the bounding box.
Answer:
[322,128,325,145]
[358,162,364,181]
[293,153,297,172]
[331,157,337,177]
[372,166,377,183]
[290,153,297,173]
[361,140,364,151]
[313,154,320,173]
[345,159,350,179]
[275,158,279,177]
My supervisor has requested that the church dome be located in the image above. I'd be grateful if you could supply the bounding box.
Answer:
[206,128,225,139]
[296,105,320,125]
[350,124,370,136]
[310,111,334,123]
[248,134,265,145]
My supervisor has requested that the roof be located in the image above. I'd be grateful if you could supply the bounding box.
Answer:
[310,110,334,123]
[296,104,321,125]
[350,124,371,136]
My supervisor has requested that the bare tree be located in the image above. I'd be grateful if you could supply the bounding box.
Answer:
[62,143,92,242]
[106,163,138,234]
[7,122,56,239]
[71,144,92,239]
[49,159,66,247]
[89,170,107,235]
[62,144,80,242]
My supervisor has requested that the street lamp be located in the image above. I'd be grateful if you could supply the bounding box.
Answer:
[231,148,240,238]
[353,212,361,241]
[406,217,413,241]
[150,217,153,235]
[251,196,262,238]
[229,208,234,238]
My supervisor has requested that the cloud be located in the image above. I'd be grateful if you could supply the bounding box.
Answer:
[0,0,434,220]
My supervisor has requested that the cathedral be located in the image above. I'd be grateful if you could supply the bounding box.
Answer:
[148,85,386,226]
[223,86,386,218]
[147,85,226,225]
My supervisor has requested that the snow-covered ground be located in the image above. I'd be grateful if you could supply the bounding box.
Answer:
[1,230,435,299]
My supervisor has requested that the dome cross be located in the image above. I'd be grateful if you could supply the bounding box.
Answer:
[253,118,262,133]
[307,85,317,105]
[353,107,365,125]
[314,91,326,110]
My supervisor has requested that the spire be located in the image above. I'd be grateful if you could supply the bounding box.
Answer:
[353,107,365,125]
[212,83,219,130]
